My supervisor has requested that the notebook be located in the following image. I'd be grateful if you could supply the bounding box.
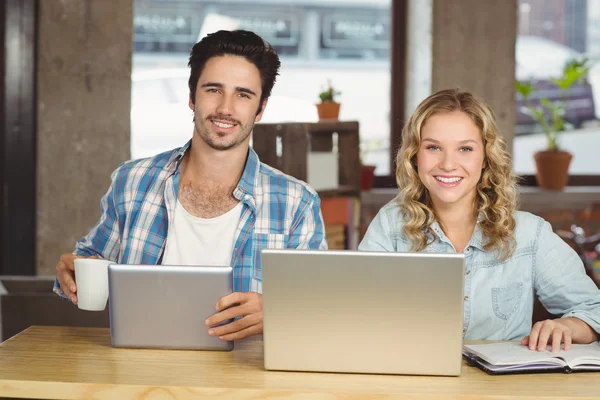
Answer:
[463,341,600,374]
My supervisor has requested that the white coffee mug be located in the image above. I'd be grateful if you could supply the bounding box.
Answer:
[74,258,111,311]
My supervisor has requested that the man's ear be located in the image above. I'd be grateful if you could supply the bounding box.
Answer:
[255,98,269,122]
[188,92,195,111]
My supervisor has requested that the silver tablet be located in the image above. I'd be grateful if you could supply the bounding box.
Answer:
[108,264,233,351]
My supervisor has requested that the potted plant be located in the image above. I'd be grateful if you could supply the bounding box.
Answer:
[516,58,591,190]
[316,80,341,120]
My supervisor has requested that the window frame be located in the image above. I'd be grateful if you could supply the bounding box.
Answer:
[0,0,38,275]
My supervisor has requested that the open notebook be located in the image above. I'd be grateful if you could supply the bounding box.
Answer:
[463,342,600,374]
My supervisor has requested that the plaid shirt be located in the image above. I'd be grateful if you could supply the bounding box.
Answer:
[54,141,327,297]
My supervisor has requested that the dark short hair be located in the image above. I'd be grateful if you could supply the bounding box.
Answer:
[188,30,281,113]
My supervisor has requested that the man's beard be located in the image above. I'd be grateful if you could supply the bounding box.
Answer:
[195,113,253,151]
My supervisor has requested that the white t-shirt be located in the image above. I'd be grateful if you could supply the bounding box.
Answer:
[161,200,243,266]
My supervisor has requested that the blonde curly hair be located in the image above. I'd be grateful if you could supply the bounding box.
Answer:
[395,88,518,260]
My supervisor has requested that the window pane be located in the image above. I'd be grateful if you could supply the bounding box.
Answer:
[319,9,390,60]
[131,0,392,176]
[514,0,600,175]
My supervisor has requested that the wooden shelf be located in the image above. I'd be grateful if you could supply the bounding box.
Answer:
[253,121,361,193]
[318,186,360,198]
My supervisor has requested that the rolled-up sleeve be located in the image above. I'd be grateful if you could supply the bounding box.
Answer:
[534,220,600,334]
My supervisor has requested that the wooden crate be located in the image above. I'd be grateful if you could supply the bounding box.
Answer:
[325,224,346,250]
[252,121,361,193]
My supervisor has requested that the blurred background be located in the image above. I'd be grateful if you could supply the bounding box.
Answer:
[130,0,600,176]
[1,0,600,341]
[1,0,599,279]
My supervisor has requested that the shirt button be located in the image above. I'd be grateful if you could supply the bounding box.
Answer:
[464,296,469,301]
[466,270,471,275]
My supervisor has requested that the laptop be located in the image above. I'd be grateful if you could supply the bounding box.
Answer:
[262,249,466,376]
[108,264,234,351]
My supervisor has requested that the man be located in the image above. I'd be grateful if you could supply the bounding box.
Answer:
[54,30,327,340]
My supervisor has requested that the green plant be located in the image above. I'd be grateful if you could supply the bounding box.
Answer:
[516,58,591,151]
[318,80,341,103]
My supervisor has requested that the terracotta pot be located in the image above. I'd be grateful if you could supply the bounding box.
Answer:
[316,102,341,120]
[533,150,572,190]
[360,164,377,191]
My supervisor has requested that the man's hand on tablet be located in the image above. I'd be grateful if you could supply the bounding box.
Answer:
[205,292,263,341]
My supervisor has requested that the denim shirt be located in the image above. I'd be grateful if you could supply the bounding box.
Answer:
[358,200,600,340]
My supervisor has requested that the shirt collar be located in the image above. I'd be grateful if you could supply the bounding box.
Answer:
[174,141,190,161]
[233,147,260,209]
[430,215,486,251]
[167,139,260,211]
[468,223,486,250]
[167,139,191,172]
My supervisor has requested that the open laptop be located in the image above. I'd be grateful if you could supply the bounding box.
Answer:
[262,249,466,376]
[108,264,233,351]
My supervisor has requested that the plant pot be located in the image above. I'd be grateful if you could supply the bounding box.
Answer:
[360,164,377,191]
[534,150,572,190]
[316,102,341,120]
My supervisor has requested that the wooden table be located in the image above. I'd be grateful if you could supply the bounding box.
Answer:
[1,326,600,399]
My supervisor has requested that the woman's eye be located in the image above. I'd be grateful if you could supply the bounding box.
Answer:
[426,145,440,151]
[460,147,473,152]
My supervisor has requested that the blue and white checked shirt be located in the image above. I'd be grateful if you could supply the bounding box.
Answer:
[54,140,327,297]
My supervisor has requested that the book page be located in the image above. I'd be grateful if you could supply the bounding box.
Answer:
[561,341,600,367]
[464,342,566,367]
[472,357,564,373]
[465,342,600,368]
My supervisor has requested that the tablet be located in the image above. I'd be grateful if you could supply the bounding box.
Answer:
[108,264,233,351]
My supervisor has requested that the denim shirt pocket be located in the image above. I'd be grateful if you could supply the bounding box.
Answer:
[492,282,524,320]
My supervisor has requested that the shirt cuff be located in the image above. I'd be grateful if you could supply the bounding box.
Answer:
[562,311,600,335]
[52,278,71,302]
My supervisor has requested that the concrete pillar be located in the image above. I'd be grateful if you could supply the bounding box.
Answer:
[37,0,133,275]
[430,0,518,152]
[405,0,433,117]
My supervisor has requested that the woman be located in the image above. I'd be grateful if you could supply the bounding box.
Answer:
[359,88,600,353]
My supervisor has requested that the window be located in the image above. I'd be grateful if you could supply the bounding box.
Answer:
[131,0,392,176]
[514,0,600,177]
[134,6,200,53]
[211,7,302,57]
[319,10,390,60]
